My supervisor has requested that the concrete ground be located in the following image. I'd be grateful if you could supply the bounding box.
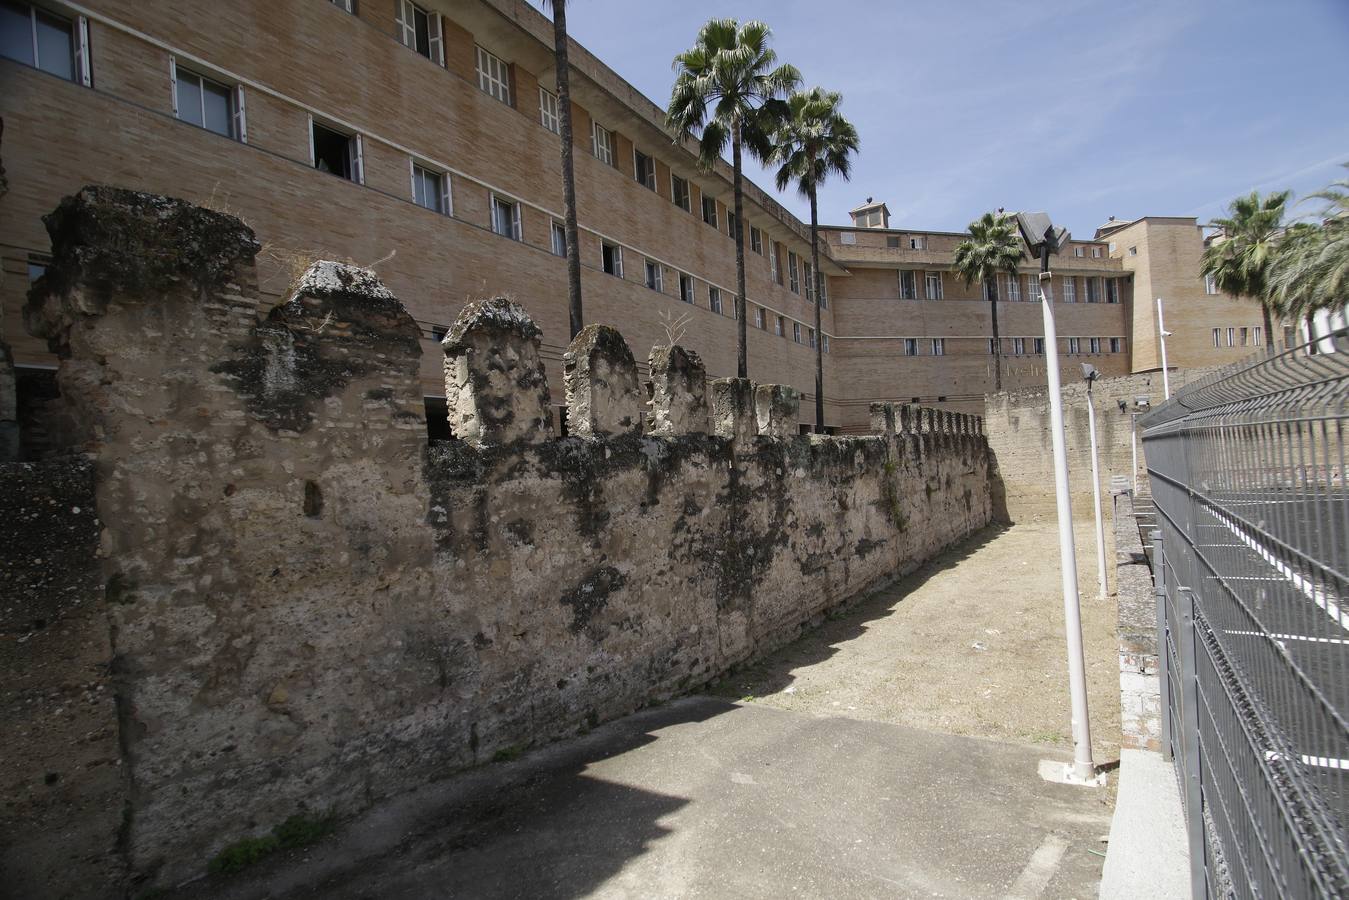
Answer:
[178,521,1122,900]
[1099,749,1189,900]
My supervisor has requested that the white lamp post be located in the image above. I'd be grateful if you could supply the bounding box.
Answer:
[1082,363,1108,602]
[1017,213,1095,784]
[1156,297,1172,400]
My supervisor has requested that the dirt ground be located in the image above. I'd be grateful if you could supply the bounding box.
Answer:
[713,517,1122,763]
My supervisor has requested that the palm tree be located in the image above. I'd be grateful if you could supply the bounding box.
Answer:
[1269,169,1349,325]
[667,19,800,378]
[540,0,584,338]
[953,212,1024,392]
[773,88,859,432]
[1202,190,1290,355]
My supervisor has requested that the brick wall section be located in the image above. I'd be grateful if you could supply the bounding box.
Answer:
[1113,491,1161,752]
[23,187,992,888]
[983,369,1206,520]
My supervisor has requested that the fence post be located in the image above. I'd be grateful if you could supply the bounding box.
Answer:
[1152,529,1171,762]
[1177,585,1207,900]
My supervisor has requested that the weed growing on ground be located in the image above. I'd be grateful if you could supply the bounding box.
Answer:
[207,811,335,877]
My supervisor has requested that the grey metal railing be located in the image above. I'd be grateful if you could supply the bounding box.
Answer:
[1141,329,1348,899]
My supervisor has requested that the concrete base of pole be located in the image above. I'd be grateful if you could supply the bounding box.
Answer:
[1038,759,1108,787]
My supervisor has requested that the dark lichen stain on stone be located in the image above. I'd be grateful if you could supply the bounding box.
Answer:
[559,566,627,635]
[855,537,885,558]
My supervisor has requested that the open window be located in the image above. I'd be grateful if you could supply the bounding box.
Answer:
[396,0,443,64]
[310,119,362,183]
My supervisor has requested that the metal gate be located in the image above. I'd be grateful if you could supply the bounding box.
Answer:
[1141,330,1347,898]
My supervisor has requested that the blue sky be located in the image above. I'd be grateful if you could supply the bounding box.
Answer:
[533,0,1349,238]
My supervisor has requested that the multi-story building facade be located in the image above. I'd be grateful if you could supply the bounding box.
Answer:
[0,0,1272,438]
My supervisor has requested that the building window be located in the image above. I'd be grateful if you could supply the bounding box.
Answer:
[1110,337,1122,353]
[750,226,763,255]
[679,273,694,303]
[1128,246,1137,256]
[983,278,998,302]
[1085,277,1100,303]
[1212,328,1221,348]
[1026,275,1041,301]
[601,241,623,277]
[1034,337,1045,354]
[776,315,785,337]
[396,1,442,63]
[755,306,765,329]
[909,235,925,250]
[988,338,999,355]
[592,122,613,165]
[788,251,799,293]
[311,120,363,183]
[1226,327,1235,348]
[1006,274,1021,302]
[839,231,857,245]
[808,328,817,349]
[1069,337,1081,354]
[790,322,803,344]
[822,335,830,353]
[172,64,239,140]
[411,163,449,214]
[702,195,718,228]
[887,235,900,249]
[709,286,723,314]
[904,338,919,356]
[925,271,943,300]
[770,243,781,284]
[1013,337,1025,355]
[1092,246,1102,258]
[1074,246,1085,258]
[634,150,656,190]
[1063,277,1076,303]
[898,270,917,300]
[491,194,521,240]
[1106,278,1119,304]
[1204,273,1218,295]
[1252,326,1263,346]
[330,0,355,11]
[1,2,88,83]
[804,262,815,302]
[644,259,662,292]
[931,338,945,356]
[476,46,511,105]
[1089,337,1102,354]
[550,221,566,257]
[671,175,690,213]
[539,87,560,133]
[819,277,828,309]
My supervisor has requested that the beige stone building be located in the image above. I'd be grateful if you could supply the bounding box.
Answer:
[0,0,1271,436]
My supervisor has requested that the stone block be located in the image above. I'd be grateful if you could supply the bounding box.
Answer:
[647,344,708,436]
[442,296,553,447]
[755,384,800,439]
[711,377,756,445]
[563,324,642,437]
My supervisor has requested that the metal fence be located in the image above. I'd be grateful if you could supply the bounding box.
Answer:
[1141,329,1348,899]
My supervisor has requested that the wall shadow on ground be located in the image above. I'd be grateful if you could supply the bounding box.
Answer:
[705,523,1009,701]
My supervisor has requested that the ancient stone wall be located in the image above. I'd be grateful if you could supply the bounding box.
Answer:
[14,187,993,890]
[983,369,1205,521]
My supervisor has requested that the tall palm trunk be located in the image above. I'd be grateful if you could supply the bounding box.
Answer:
[731,120,748,378]
[809,185,824,432]
[990,289,1003,392]
[1262,302,1276,357]
[552,0,583,338]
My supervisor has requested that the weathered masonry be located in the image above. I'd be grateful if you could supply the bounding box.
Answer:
[5,187,993,892]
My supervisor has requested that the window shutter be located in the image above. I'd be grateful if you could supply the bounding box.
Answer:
[408,157,417,201]
[511,202,521,240]
[169,54,178,116]
[306,114,315,166]
[440,172,452,216]
[233,85,247,143]
[351,133,365,184]
[75,16,91,87]
[429,13,444,65]
[395,0,413,48]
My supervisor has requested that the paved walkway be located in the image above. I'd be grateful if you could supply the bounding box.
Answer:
[186,523,1121,899]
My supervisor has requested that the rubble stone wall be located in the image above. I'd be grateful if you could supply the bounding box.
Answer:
[14,187,993,888]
